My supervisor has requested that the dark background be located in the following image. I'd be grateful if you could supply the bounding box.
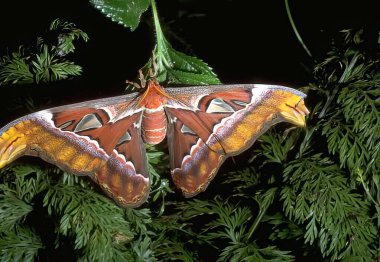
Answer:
[0,0,378,113]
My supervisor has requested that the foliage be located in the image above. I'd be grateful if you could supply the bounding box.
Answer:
[148,0,220,85]
[90,0,150,31]
[50,19,90,56]
[0,226,43,262]
[90,0,220,85]
[258,29,379,260]
[0,3,379,262]
[0,19,88,86]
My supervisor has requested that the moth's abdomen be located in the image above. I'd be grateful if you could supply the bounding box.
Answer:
[141,108,167,145]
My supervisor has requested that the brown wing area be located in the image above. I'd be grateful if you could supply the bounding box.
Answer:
[165,87,251,196]
[0,95,149,207]
[165,113,226,196]
[165,85,309,197]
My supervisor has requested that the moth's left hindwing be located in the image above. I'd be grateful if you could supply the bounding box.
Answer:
[0,94,149,207]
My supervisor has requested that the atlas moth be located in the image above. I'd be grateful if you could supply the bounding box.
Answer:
[0,72,309,207]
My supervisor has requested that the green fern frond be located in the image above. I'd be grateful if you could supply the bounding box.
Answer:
[0,19,87,86]
[281,155,377,260]
[0,226,43,262]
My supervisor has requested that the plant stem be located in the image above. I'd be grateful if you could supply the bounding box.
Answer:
[358,172,380,226]
[150,0,163,49]
[285,0,313,58]
[149,0,171,71]
[246,204,268,240]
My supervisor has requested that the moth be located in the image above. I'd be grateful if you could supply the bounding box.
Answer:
[0,80,309,207]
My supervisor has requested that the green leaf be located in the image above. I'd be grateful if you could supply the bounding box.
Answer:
[0,226,43,262]
[32,45,82,83]
[154,38,221,85]
[0,52,34,85]
[50,18,89,56]
[281,155,377,260]
[133,236,155,262]
[1,164,51,203]
[90,0,150,31]
[0,19,87,86]
[150,0,220,85]
[43,183,134,261]
[0,185,33,232]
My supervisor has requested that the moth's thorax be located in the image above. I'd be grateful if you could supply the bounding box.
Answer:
[139,81,169,109]
[140,81,169,145]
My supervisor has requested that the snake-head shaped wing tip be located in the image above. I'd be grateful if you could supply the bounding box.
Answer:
[264,87,309,127]
[252,84,309,127]
[279,98,309,127]
[0,122,29,169]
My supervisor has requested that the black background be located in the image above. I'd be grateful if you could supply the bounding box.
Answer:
[0,0,378,114]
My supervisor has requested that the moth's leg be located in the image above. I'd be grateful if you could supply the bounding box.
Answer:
[125,79,142,89]
[138,69,146,88]
[151,51,158,77]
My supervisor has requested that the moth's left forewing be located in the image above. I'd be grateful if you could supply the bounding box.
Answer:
[165,84,308,197]
[0,93,150,207]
